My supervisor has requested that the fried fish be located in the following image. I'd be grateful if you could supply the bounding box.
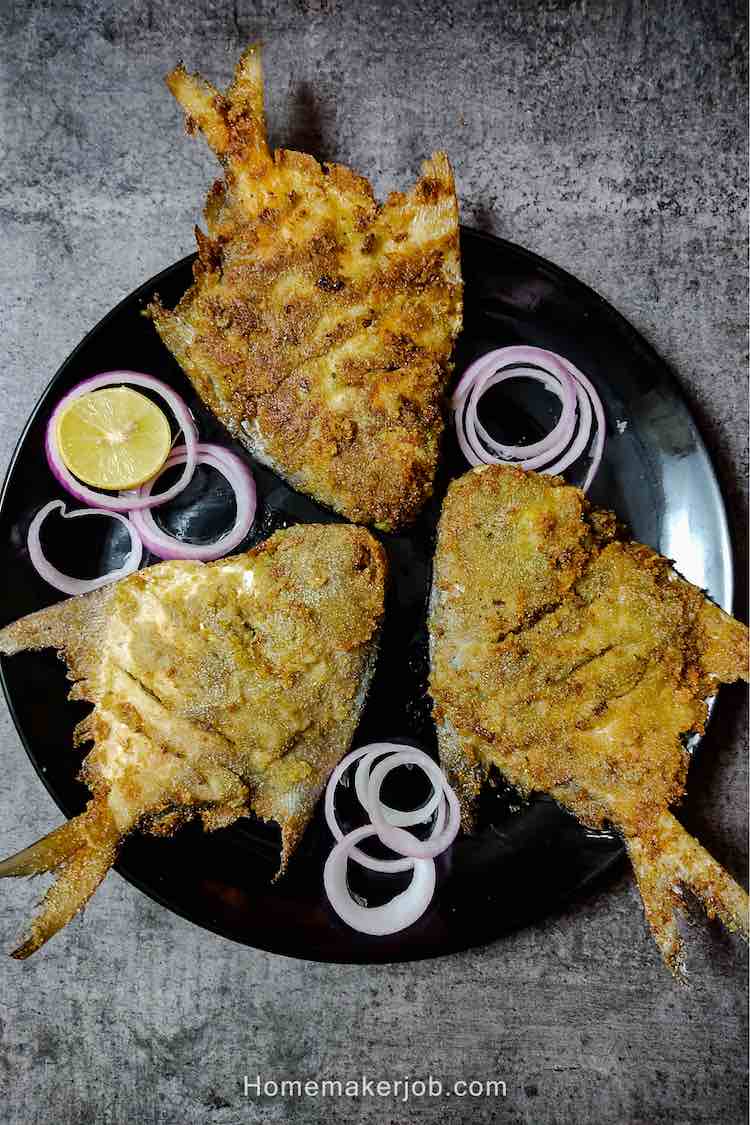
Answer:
[428,465,749,975]
[0,523,386,957]
[147,45,463,531]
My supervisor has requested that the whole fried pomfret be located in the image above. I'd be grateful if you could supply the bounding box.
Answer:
[0,523,386,957]
[147,45,463,531]
[429,465,749,976]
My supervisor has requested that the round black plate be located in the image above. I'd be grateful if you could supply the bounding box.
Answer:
[0,228,733,962]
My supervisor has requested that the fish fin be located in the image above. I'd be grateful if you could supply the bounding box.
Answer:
[627,810,749,978]
[165,64,230,156]
[167,45,270,175]
[435,719,486,833]
[0,817,85,877]
[0,588,110,690]
[626,831,687,980]
[227,43,267,134]
[655,810,749,936]
[0,599,76,655]
[695,598,750,688]
[2,800,119,959]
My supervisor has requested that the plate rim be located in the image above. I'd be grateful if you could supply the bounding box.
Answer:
[0,226,735,963]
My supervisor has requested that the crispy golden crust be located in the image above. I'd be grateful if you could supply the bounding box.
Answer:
[429,464,749,974]
[0,524,386,956]
[146,45,463,530]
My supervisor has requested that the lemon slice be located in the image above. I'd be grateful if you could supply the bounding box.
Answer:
[55,387,172,490]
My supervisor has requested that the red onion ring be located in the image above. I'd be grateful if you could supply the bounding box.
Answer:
[323,825,436,936]
[45,371,198,512]
[27,500,143,595]
[127,443,257,562]
[366,749,461,860]
[452,346,606,491]
[324,744,446,873]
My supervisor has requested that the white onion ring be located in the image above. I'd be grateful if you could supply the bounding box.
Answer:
[45,371,198,512]
[323,825,436,936]
[27,500,143,595]
[366,750,461,860]
[452,346,606,491]
[127,443,257,562]
[324,744,446,873]
[353,744,443,827]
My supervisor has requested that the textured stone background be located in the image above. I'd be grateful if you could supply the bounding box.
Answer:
[0,2,747,1123]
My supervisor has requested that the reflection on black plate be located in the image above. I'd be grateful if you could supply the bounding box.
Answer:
[0,228,733,962]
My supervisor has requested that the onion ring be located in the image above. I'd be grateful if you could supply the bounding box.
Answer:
[127,442,256,561]
[27,500,143,595]
[366,749,461,860]
[353,743,443,827]
[324,744,446,873]
[45,371,198,512]
[452,346,605,491]
[323,825,436,936]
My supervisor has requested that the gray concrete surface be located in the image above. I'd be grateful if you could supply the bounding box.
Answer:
[0,2,747,1123]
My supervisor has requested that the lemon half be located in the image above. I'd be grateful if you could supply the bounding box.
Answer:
[56,387,172,490]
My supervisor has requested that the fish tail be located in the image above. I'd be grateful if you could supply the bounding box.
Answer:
[227,43,266,128]
[627,810,749,979]
[0,817,84,877]
[655,811,749,936]
[626,831,688,980]
[1,799,120,959]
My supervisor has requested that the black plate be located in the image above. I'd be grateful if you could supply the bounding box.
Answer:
[0,228,733,962]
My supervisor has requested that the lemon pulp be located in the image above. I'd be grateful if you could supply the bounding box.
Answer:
[56,387,172,490]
